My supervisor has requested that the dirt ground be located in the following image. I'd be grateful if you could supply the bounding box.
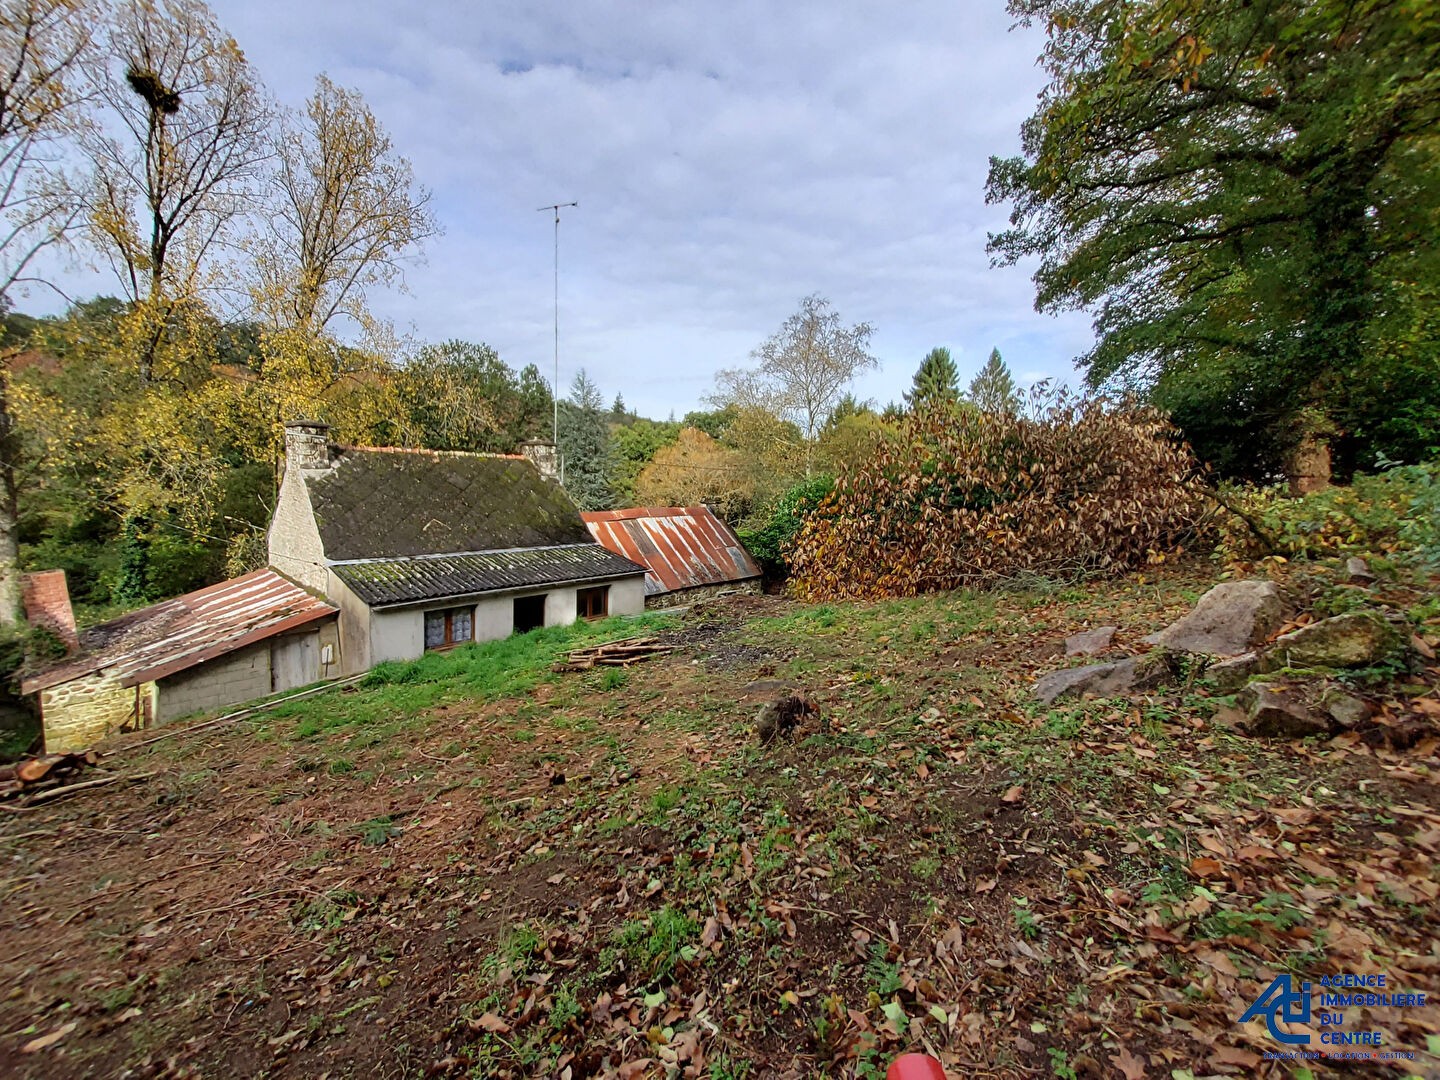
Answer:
[0,561,1437,1078]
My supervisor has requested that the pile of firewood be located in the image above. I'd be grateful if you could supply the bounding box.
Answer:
[553,636,676,672]
[0,751,101,802]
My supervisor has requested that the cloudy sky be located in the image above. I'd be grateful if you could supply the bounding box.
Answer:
[45,0,1095,419]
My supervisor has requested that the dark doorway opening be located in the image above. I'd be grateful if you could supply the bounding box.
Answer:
[513,595,546,633]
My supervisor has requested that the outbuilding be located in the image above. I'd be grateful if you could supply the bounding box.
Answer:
[22,569,339,752]
[582,505,762,607]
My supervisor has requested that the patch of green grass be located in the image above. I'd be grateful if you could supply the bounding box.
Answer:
[608,905,699,987]
[292,889,361,931]
[599,667,628,691]
[275,613,676,737]
[647,785,684,821]
[356,815,401,846]
[911,855,941,881]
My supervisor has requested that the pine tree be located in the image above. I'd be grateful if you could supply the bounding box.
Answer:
[610,393,627,424]
[903,347,961,410]
[968,349,1019,415]
[557,369,615,510]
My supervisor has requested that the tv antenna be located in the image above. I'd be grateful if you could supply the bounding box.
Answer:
[538,201,578,446]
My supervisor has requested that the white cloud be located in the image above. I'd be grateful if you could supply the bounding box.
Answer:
[35,0,1094,419]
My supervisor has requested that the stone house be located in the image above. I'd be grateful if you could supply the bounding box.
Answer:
[582,506,762,607]
[268,421,648,674]
[22,569,339,752]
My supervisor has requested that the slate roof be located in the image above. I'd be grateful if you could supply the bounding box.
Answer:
[306,447,593,561]
[331,544,647,607]
[583,506,762,597]
[22,569,336,693]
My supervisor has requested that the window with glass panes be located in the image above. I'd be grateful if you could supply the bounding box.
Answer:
[576,586,608,620]
[423,607,473,650]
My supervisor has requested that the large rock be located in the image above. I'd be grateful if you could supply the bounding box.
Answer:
[1266,612,1405,670]
[1239,683,1331,738]
[1207,651,1263,692]
[1346,557,1377,585]
[1143,580,1288,657]
[1034,662,1117,704]
[1033,652,1177,704]
[1321,688,1372,730]
[1066,626,1118,657]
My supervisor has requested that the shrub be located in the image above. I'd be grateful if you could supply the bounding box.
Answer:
[788,390,1199,601]
[739,475,834,578]
[1214,459,1440,565]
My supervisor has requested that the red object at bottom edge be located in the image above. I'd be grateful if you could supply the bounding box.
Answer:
[886,1052,947,1080]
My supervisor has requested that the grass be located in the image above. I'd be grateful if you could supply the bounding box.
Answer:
[274,612,676,738]
[6,556,1437,1079]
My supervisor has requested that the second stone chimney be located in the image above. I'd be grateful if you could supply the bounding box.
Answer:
[519,440,559,483]
[284,419,333,472]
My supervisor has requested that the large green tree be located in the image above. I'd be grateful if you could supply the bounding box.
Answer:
[557,369,614,510]
[968,348,1019,415]
[903,347,961,411]
[987,0,1440,478]
[395,340,550,453]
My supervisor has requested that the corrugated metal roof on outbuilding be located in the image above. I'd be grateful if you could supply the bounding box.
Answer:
[22,569,337,693]
[330,543,648,607]
[582,506,762,597]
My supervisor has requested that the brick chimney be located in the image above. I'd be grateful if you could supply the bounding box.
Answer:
[22,570,78,653]
[519,440,559,482]
[284,419,333,472]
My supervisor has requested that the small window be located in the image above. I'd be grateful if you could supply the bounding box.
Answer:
[577,586,609,620]
[424,607,473,651]
[513,594,546,634]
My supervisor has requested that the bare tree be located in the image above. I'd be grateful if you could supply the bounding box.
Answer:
[713,294,877,473]
[0,0,104,629]
[0,0,99,301]
[255,73,438,336]
[82,0,270,381]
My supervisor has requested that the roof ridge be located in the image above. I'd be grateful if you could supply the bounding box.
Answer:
[330,542,605,566]
[333,444,526,460]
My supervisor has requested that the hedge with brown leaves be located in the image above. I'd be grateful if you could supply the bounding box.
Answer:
[788,393,1200,601]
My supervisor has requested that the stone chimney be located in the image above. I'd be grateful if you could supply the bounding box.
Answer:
[22,570,78,653]
[284,419,333,472]
[519,440,559,483]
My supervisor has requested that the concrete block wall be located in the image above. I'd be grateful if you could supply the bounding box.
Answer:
[41,670,139,751]
[155,639,272,724]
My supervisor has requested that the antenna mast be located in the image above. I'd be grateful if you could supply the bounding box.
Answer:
[538,201,578,447]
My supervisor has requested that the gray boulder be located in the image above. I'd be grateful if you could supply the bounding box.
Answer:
[1346,557,1377,585]
[1143,580,1289,657]
[1034,662,1118,704]
[1033,651,1177,704]
[1239,683,1331,738]
[1267,612,1405,669]
[1066,626,1118,657]
[1321,688,1372,730]
[1207,651,1263,692]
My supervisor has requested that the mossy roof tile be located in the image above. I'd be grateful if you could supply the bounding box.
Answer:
[305,449,592,561]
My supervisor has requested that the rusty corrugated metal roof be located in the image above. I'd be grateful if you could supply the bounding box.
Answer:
[22,569,336,693]
[582,506,762,597]
[331,543,648,607]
